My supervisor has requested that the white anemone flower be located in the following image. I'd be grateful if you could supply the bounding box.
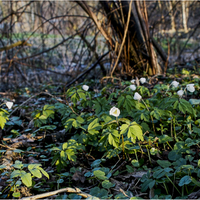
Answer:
[177,90,184,97]
[186,84,195,93]
[129,85,136,91]
[133,92,142,101]
[6,101,13,109]
[131,79,135,84]
[82,85,89,91]
[109,107,120,117]
[171,81,179,88]
[139,77,146,84]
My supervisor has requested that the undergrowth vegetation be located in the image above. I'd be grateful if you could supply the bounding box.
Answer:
[1,75,200,199]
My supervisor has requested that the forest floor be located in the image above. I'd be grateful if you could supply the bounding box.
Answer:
[0,68,200,199]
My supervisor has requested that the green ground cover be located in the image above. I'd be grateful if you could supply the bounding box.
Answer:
[0,75,200,199]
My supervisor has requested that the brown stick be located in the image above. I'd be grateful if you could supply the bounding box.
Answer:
[21,187,92,200]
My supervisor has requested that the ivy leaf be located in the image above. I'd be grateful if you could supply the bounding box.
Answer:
[178,175,191,186]
[131,159,140,167]
[93,170,108,180]
[157,160,171,168]
[102,180,115,189]
[141,179,154,192]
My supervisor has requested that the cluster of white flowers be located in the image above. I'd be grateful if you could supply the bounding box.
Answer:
[131,77,146,85]
[82,85,89,91]
[169,81,195,97]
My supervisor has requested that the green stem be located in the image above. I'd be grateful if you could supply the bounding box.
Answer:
[182,185,184,197]
[145,145,152,164]
[163,182,169,195]
[134,149,138,161]
[141,99,156,135]
[166,175,181,195]
[116,117,125,159]
[166,142,173,150]
[173,117,177,140]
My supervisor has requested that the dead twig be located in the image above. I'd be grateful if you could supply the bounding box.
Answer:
[110,0,133,77]
[21,187,92,200]
[0,144,39,154]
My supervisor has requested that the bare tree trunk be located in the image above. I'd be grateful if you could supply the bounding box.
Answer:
[168,0,176,32]
[182,0,188,32]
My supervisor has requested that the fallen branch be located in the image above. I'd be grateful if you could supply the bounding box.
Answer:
[21,187,92,200]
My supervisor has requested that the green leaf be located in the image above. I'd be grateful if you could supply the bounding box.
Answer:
[131,159,140,167]
[148,180,155,189]
[28,164,41,170]
[126,165,135,173]
[77,89,86,100]
[153,169,166,179]
[91,159,102,168]
[13,161,23,169]
[13,192,21,198]
[189,99,200,105]
[127,122,143,143]
[10,170,21,178]
[141,179,154,192]
[88,118,101,135]
[65,149,77,162]
[0,115,7,129]
[191,177,200,187]
[157,160,171,168]
[29,168,42,178]
[168,150,182,161]
[21,172,32,187]
[43,105,55,118]
[159,135,173,143]
[178,175,191,186]
[38,167,49,179]
[102,180,115,189]
[93,170,108,180]
[108,129,119,148]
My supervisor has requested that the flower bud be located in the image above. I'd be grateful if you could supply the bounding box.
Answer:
[6,102,13,109]
[134,92,142,101]
[171,81,179,88]
[177,90,184,97]
[186,84,195,93]
[139,77,146,84]
[130,85,136,91]
[82,85,89,91]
